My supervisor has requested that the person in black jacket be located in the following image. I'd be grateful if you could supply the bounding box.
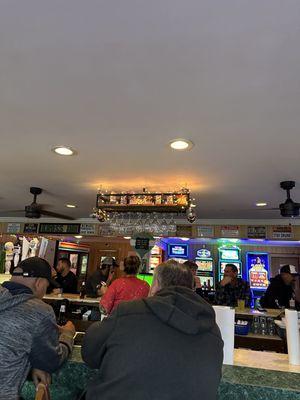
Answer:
[55,258,78,294]
[85,257,116,297]
[82,260,223,400]
[260,264,299,309]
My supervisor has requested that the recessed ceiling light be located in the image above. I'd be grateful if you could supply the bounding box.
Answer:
[66,204,77,208]
[169,139,194,151]
[256,202,268,207]
[181,237,190,241]
[74,235,83,239]
[124,236,131,240]
[52,146,77,156]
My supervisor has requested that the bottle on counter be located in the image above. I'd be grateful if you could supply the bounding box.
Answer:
[79,281,86,299]
[57,303,67,325]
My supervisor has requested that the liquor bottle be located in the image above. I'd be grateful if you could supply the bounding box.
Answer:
[110,192,117,204]
[155,195,162,205]
[207,280,211,291]
[79,281,86,299]
[166,195,173,204]
[57,303,67,325]
[120,194,127,204]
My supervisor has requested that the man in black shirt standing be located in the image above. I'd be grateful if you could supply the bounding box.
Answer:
[261,265,299,309]
[55,258,78,293]
[85,257,115,297]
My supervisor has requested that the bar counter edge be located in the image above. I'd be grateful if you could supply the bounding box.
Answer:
[21,347,300,400]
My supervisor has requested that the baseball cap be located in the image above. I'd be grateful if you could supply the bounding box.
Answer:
[12,257,60,287]
[280,264,300,275]
[101,257,114,267]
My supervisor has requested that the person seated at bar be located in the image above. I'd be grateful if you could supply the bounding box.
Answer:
[215,263,251,307]
[260,264,300,309]
[55,258,78,294]
[183,260,203,296]
[100,255,149,315]
[82,260,223,400]
[85,257,117,297]
[0,257,75,399]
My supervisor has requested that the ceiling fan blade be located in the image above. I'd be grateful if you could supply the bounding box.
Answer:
[38,204,53,209]
[40,210,75,220]
[256,208,279,211]
[0,210,25,214]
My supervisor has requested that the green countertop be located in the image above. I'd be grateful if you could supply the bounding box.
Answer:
[22,346,300,400]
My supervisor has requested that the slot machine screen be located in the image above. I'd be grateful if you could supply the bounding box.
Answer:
[219,249,239,261]
[196,260,213,272]
[149,256,161,270]
[199,276,214,288]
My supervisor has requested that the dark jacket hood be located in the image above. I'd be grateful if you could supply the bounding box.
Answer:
[144,286,216,335]
[0,282,34,312]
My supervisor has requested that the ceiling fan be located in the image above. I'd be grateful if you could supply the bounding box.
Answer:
[0,187,75,220]
[260,181,300,217]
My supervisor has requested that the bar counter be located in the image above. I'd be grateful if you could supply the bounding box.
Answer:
[22,347,300,400]
[43,293,101,306]
[43,294,288,353]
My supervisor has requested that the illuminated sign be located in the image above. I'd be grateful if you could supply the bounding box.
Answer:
[196,249,211,259]
[246,252,269,290]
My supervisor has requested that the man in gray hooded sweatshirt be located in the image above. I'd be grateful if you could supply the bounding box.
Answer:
[82,260,223,400]
[0,257,75,400]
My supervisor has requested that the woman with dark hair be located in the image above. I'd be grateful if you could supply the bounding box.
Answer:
[183,260,202,295]
[100,255,150,315]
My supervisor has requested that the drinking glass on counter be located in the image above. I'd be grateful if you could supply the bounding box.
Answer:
[237,299,245,311]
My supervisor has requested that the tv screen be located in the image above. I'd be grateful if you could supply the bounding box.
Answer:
[168,244,188,258]
[137,273,154,286]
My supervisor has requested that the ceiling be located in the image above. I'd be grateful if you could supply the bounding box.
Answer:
[1,0,300,221]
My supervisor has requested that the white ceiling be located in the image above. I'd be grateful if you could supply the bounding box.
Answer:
[1,0,300,220]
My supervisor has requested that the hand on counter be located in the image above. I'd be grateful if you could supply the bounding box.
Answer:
[58,321,76,337]
[32,368,51,387]
[96,282,108,297]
